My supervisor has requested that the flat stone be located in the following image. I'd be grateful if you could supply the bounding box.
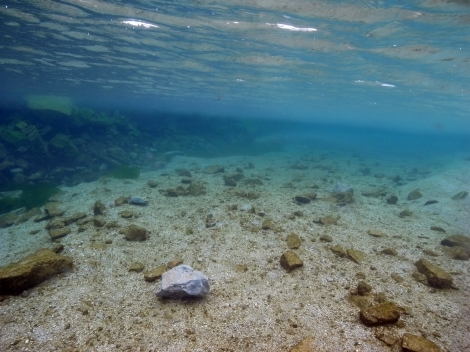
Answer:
[380,248,398,256]
[441,234,470,250]
[430,225,445,233]
[402,333,442,352]
[167,258,184,269]
[114,196,128,206]
[156,265,209,298]
[49,226,71,240]
[288,336,316,352]
[147,180,159,188]
[286,234,302,249]
[319,234,333,242]
[0,248,73,295]
[124,224,148,241]
[129,262,145,272]
[407,189,422,200]
[203,164,224,174]
[319,216,337,225]
[294,195,311,204]
[63,212,87,225]
[386,195,398,204]
[44,202,65,217]
[144,265,166,282]
[347,249,365,264]
[330,245,346,257]
[93,201,106,215]
[374,328,400,346]
[280,251,303,272]
[367,229,387,237]
[120,210,134,219]
[93,216,106,227]
[360,302,400,326]
[0,213,18,228]
[414,259,453,288]
[451,191,468,200]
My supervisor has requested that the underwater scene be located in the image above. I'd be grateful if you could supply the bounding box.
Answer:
[0,0,469,351]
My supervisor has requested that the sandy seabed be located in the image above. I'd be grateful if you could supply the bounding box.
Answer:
[0,149,469,352]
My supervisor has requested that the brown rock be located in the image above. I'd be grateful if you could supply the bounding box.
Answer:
[262,218,275,230]
[93,201,106,215]
[0,249,73,295]
[430,225,445,233]
[280,251,303,272]
[119,210,134,219]
[319,216,337,225]
[286,234,301,249]
[129,262,145,273]
[360,302,400,326]
[441,234,470,250]
[124,224,148,241]
[204,164,224,174]
[49,226,71,240]
[144,265,166,282]
[375,328,400,346]
[0,213,19,228]
[402,333,442,352]
[294,195,311,204]
[380,248,398,256]
[347,249,365,264]
[330,245,346,257]
[446,246,469,260]
[167,258,184,269]
[147,180,159,188]
[407,189,422,200]
[63,212,87,225]
[319,234,333,242]
[114,197,128,206]
[93,216,106,227]
[414,259,453,288]
[289,336,315,352]
[357,280,372,296]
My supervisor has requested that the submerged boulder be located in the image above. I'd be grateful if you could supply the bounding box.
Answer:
[156,265,209,298]
[0,249,73,295]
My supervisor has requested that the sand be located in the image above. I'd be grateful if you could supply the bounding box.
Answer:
[0,149,469,352]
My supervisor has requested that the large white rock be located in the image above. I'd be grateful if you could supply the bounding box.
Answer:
[156,265,210,298]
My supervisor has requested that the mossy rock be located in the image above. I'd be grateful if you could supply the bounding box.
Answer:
[0,128,26,145]
[107,165,140,180]
[0,183,61,214]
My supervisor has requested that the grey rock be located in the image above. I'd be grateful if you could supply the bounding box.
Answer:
[128,196,148,206]
[156,265,209,298]
[332,182,353,193]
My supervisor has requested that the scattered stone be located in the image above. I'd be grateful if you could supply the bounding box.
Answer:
[49,226,71,240]
[451,191,468,200]
[294,195,311,204]
[362,189,387,198]
[380,248,398,256]
[156,265,210,298]
[147,180,159,188]
[0,213,18,228]
[424,200,438,206]
[441,234,470,250]
[280,251,304,272]
[223,174,242,187]
[177,169,192,177]
[63,212,87,225]
[128,196,148,206]
[288,336,315,352]
[402,333,442,352]
[124,224,148,241]
[286,234,301,249]
[445,246,469,260]
[367,229,387,238]
[319,234,333,242]
[119,210,134,219]
[93,216,106,227]
[347,249,365,264]
[203,164,224,174]
[357,281,372,295]
[331,191,354,204]
[144,265,166,282]
[16,207,42,224]
[407,189,422,200]
[330,245,347,257]
[422,249,440,257]
[167,258,184,269]
[44,202,65,217]
[186,182,206,196]
[359,302,400,326]
[391,273,405,283]
[46,218,66,230]
[318,216,337,225]
[430,226,445,233]
[129,262,145,272]
[262,218,275,230]
[93,201,106,215]
[414,259,453,288]
[114,196,128,206]
[0,249,73,295]
[386,195,398,204]
[375,328,400,346]
[399,209,413,218]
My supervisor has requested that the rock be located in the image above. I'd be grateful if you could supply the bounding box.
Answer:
[0,249,73,295]
[367,229,387,238]
[407,189,422,200]
[347,249,365,264]
[331,191,354,204]
[147,180,159,188]
[286,234,301,249]
[359,302,400,326]
[375,328,400,346]
[362,189,387,198]
[144,265,166,282]
[446,246,469,260]
[318,216,337,225]
[402,333,442,352]
[128,196,148,206]
[451,191,468,200]
[357,280,372,296]
[399,209,413,218]
[16,207,42,223]
[93,216,106,227]
[280,251,303,272]
[223,174,238,187]
[424,200,438,206]
[288,336,316,352]
[414,259,453,288]
[177,169,192,177]
[441,234,470,250]
[203,164,224,174]
[44,202,65,217]
[430,225,445,233]
[386,195,398,204]
[0,213,18,228]
[262,218,275,230]
[49,226,71,240]
[120,210,134,219]
[124,224,148,241]
[114,196,128,206]
[93,201,106,215]
[319,234,333,242]
[294,195,311,204]
[330,245,347,257]
[332,182,353,193]
[63,212,87,225]
[167,258,184,269]
[129,262,145,272]
[380,248,398,256]
[156,265,210,298]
